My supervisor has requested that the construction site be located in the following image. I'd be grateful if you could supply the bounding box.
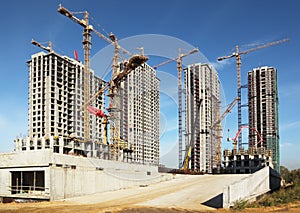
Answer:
[0,3,288,210]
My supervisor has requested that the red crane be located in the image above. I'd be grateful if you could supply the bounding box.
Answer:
[227,126,263,149]
[218,38,289,149]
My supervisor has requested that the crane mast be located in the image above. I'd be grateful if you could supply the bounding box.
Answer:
[177,49,183,169]
[218,38,289,150]
[83,11,92,142]
[58,5,92,141]
[58,4,132,146]
[210,96,239,171]
[153,48,198,169]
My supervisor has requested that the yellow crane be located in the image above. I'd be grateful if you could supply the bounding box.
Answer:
[58,5,92,141]
[181,96,238,173]
[84,55,148,154]
[210,96,239,172]
[217,38,289,149]
[58,4,132,143]
[211,97,239,130]
[31,39,53,53]
[154,48,198,170]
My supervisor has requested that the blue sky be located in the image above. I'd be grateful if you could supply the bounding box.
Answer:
[0,0,299,170]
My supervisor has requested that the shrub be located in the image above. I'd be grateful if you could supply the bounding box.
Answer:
[232,199,248,210]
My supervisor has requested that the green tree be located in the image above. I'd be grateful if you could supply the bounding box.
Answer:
[280,166,291,183]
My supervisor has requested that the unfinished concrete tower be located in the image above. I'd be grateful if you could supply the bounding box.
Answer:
[248,66,280,172]
[16,51,106,156]
[120,63,160,166]
[184,63,221,173]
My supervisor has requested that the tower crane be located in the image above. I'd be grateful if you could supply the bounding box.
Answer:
[58,4,92,141]
[210,96,239,172]
[211,96,239,130]
[31,39,53,53]
[153,48,198,169]
[217,38,289,150]
[83,54,148,148]
[58,4,132,143]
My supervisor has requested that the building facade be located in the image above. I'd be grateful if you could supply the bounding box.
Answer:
[248,66,280,172]
[24,51,105,145]
[120,63,160,166]
[184,63,221,173]
[223,147,273,174]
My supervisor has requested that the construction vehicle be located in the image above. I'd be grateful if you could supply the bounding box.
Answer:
[227,125,263,150]
[218,38,289,150]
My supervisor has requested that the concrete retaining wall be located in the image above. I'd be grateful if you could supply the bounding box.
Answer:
[223,166,281,208]
[50,153,172,200]
[50,164,171,201]
[0,150,172,201]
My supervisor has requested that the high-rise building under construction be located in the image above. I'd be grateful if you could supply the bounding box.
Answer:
[121,63,160,166]
[184,63,221,173]
[248,66,280,172]
[15,51,106,156]
[16,50,160,165]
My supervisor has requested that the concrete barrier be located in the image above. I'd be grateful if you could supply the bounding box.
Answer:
[223,166,281,208]
[0,150,173,201]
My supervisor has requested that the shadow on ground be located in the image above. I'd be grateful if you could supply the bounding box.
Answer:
[201,193,223,208]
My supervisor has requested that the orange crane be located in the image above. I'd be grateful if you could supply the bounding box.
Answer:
[153,48,198,169]
[217,38,289,150]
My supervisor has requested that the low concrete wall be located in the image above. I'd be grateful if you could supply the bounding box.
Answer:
[223,166,281,208]
[0,150,173,201]
[50,154,173,201]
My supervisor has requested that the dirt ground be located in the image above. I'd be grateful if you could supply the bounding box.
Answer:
[0,202,300,213]
[0,174,299,213]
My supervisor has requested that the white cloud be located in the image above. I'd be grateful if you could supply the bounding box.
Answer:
[280,141,300,170]
[160,116,178,138]
[279,84,300,97]
[280,142,293,148]
[280,121,300,131]
[210,59,233,70]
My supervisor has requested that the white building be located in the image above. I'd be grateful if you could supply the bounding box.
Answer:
[121,63,160,166]
[15,51,105,155]
[184,63,221,173]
